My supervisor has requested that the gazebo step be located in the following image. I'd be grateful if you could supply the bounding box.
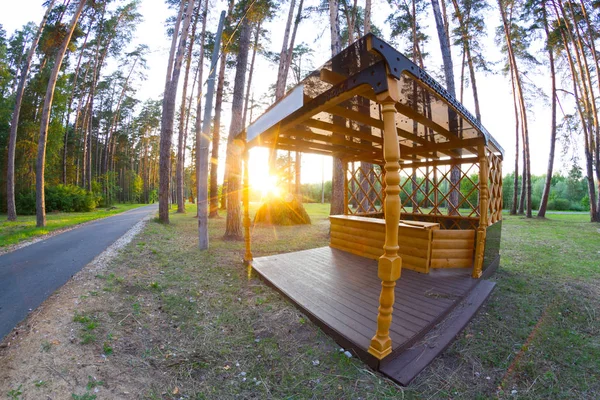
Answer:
[379,279,496,386]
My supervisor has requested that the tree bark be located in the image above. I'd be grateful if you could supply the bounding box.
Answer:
[364,0,371,35]
[509,64,519,215]
[210,0,235,216]
[274,0,297,100]
[7,0,56,221]
[498,0,531,217]
[431,0,460,214]
[224,18,251,240]
[177,5,201,213]
[329,0,345,215]
[63,23,90,186]
[35,0,87,227]
[158,0,195,223]
[537,2,557,218]
[243,22,261,128]
[450,0,481,121]
[551,0,598,221]
[209,54,226,217]
[193,0,209,211]
[197,8,223,249]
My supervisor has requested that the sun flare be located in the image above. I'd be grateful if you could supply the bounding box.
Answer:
[255,175,281,198]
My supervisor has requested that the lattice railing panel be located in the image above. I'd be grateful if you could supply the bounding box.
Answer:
[345,163,384,215]
[488,152,503,224]
[398,163,481,228]
[344,157,499,230]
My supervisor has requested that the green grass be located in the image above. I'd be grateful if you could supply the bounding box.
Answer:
[0,203,148,249]
[50,203,599,399]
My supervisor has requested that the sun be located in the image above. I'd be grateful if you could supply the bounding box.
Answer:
[254,175,281,198]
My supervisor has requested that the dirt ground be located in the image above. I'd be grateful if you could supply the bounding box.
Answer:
[0,218,157,399]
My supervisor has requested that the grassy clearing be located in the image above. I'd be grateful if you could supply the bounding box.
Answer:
[3,204,599,399]
[0,203,147,249]
[408,213,600,398]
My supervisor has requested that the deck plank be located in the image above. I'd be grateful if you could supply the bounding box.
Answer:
[252,247,489,377]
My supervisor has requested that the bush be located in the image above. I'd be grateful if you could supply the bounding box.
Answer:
[15,191,36,215]
[547,198,571,211]
[15,185,97,215]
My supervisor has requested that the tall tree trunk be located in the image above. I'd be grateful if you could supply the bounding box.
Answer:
[364,0,371,35]
[104,57,138,176]
[578,0,600,216]
[565,0,600,220]
[275,0,297,100]
[63,24,90,186]
[450,0,481,121]
[158,0,195,223]
[224,18,251,240]
[509,65,519,215]
[345,0,359,43]
[359,0,373,210]
[537,2,557,218]
[431,0,460,214]
[177,5,200,213]
[211,0,235,216]
[518,140,526,214]
[551,0,598,221]
[209,54,226,218]
[7,0,55,221]
[499,0,531,217]
[329,0,345,215]
[243,22,261,128]
[35,0,87,227]
[197,9,223,249]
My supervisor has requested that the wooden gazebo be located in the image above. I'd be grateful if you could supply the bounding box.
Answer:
[237,34,503,384]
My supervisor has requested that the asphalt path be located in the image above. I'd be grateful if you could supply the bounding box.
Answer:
[0,204,157,341]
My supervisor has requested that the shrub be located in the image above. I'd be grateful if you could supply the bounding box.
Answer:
[547,198,570,211]
[15,191,36,215]
[15,185,97,215]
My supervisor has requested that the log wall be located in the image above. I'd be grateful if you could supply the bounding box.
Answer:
[329,216,476,273]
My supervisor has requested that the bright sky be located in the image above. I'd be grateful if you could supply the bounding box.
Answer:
[1,0,579,187]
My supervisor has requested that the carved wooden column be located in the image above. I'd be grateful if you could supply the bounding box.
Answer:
[473,150,489,278]
[368,99,402,360]
[243,148,253,265]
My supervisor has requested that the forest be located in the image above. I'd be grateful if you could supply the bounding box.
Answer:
[1,0,600,232]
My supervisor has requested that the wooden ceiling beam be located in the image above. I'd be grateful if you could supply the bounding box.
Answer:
[301,119,383,144]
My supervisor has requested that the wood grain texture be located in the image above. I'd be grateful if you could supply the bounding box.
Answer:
[252,247,479,366]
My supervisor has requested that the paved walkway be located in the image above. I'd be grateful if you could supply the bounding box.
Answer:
[0,204,157,340]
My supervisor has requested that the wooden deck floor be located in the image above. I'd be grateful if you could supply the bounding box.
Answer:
[252,247,494,383]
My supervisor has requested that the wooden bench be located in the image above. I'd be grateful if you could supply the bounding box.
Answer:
[329,215,475,273]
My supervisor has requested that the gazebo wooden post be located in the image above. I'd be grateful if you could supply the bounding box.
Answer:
[368,96,402,360]
[343,161,349,215]
[243,146,253,266]
[472,147,489,278]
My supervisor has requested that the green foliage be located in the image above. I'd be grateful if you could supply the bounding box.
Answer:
[0,204,145,249]
[300,181,331,203]
[86,376,104,390]
[7,384,23,400]
[503,170,589,212]
[102,341,113,356]
[547,198,570,211]
[45,185,97,212]
[15,185,96,215]
[15,191,36,215]
[148,189,158,203]
[71,393,96,400]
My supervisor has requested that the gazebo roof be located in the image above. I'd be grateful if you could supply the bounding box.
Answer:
[239,34,503,165]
